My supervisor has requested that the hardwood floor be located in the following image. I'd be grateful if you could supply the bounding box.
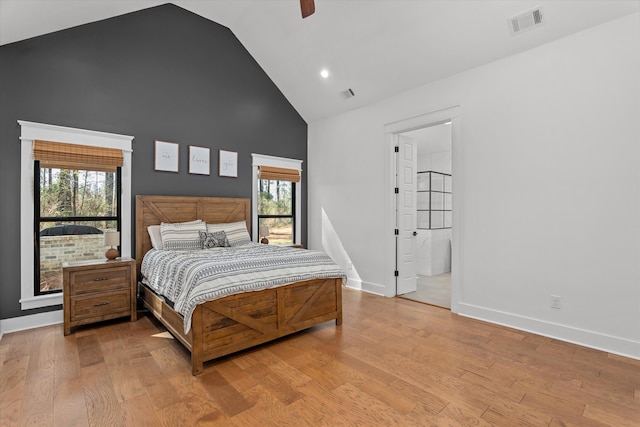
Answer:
[1,288,639,426]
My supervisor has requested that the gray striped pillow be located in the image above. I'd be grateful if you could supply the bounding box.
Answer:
[160,220,206,250]
[206,221,251,247]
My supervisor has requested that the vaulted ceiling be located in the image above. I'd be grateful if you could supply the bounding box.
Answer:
[1,1,638,122]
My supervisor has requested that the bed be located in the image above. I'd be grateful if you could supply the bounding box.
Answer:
[135,195,344,375]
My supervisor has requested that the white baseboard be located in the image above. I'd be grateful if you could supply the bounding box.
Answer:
[344,278,363,291]
[0,310,63,340]
[361,280,388,296]
[457,302,640,361]
[345,279,387,297]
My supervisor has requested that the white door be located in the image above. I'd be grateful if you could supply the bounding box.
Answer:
[396,135,417,295]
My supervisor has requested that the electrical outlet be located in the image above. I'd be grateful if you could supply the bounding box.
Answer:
[551,295,562,310]
[348,262,353,270]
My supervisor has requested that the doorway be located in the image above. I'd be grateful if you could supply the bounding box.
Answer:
[398,123,452,308]
[384,106,461,312]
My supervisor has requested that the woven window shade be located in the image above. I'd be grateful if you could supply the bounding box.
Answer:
[33,140,123,172]
[258,166,300,183]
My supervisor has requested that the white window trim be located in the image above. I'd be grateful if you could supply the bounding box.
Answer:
[251,153,302,245]
[19,120,134,310]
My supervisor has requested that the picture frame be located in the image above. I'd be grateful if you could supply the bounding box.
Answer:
[189,145,210,175]
[154,140,179,172]
[219,150,238,178]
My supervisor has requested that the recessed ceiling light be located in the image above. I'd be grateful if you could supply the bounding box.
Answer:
[320,69,330,79]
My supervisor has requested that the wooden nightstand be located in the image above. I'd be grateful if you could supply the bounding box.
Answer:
[62,257,137,335]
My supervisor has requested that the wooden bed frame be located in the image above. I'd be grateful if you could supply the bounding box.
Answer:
[135,195,343,375]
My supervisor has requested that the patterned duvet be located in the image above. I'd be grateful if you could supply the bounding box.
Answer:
[141,243,346,333]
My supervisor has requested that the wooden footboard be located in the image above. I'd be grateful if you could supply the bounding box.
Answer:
[139,277,342,375]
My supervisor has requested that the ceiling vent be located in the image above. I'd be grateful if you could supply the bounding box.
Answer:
[508,7,544,36]
[340,88,355,99]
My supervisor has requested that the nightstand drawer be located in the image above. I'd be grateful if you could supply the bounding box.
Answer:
[69,266,130,295]
[70,290,131,321]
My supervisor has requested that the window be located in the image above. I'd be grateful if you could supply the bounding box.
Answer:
[19,121,133,310]
[35,165,121,294]
[416,171,452,230]
[258,176,295,245]
[251,154,302,246]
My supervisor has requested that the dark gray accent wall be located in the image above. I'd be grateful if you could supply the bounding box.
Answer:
[0,4,307,320]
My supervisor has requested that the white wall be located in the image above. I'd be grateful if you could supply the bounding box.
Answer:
[418,150,451,174]
[415,123,452,173]
[308,13,640,358]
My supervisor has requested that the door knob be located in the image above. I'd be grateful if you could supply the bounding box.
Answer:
[413,231,417,236]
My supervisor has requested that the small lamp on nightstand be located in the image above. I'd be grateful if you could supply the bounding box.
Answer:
[259,225,269,244]
[104,231,120,260]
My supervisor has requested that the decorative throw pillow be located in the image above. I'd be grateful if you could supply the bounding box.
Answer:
[206,221,252,247]
[199,230,230,249]
[160,220,206,250]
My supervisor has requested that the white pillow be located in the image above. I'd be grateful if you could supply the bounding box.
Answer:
[160,220,206,250]
[147,225,163,250]
[207,221,251,247]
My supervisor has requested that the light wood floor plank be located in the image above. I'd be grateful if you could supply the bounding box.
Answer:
[583,403,640,427]
[0,355,29,426]
[0,343,9,367]
[230,384,297,427]
[423,402,494,427]
[81,362,124,427]
[16,326,55,425]
[120,393,162,427]
[388,377,448,414]
[54,329,82,388]
[128,354,181,411]
[212,358,259,394]
[244,361,305,405]
[53,376,89,427]
[76,334,104,369]
[198,369,254,417]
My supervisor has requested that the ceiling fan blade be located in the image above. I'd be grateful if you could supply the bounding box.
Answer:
[300,0,315,18]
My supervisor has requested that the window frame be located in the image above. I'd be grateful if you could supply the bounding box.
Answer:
[251,154,302,246]
[257,180,296,245]
[34,163,122,296]
[19,120,133,310]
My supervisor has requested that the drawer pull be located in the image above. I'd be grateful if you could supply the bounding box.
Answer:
[94,277,109,281]
[94,301,110,307]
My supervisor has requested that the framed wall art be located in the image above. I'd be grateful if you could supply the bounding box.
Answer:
[219,149,238,177]
[189,145,210,175]
[154,140,179,172]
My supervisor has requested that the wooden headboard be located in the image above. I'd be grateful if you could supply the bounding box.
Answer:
[135,195,251,277]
